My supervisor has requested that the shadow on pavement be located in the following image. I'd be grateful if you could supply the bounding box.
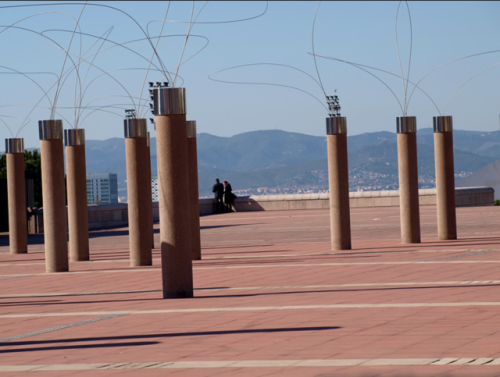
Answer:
[0,327,341,347]
[0,341,159,353]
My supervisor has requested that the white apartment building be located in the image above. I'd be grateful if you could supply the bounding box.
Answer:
[152,175,158,202]
[86,173,118,204]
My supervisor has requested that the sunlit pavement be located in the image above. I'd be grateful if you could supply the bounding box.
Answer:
[1,205,500,376]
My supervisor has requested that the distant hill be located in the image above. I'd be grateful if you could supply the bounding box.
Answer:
[62,128,500,198]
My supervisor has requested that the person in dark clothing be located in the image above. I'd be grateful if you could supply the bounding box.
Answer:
[212,178,224,213]
[223,181,235,212]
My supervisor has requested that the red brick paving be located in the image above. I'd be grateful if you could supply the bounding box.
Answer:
[1,206,500,375]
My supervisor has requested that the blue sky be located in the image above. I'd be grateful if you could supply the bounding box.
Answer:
[0,1,499,148]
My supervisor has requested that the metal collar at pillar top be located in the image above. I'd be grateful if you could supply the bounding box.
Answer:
[39,120,63,140]
[326,117,347,135]
[187,120,197,139]
[5,138,24,153]
[433,116,453,133]
[124,118,148,138]
[153,87,186,115]
[396,116,416,133]
[64,129,85,146]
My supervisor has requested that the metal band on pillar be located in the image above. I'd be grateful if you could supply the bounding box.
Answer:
[124,118,152,266]
[326,117,351,250]
[64,129,85,146]
[5,138,27,254]
[124,118,148,138]
[186,120,201,260]
[64,128,89,262]
[6,138,24,153]
[433,115,457,240]
[326,117,347,135]
[187,120,197,139]
[147,131,154,249]
[153,86,194,298]
[39,120,63,140]
[39,119,68,272]
[396,116,421,244]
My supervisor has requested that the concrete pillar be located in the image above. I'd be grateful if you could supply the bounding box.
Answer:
[326,117,351,250]
[39,120,68,272]
[64,129,89,261]
[147,132,154,249]
[396,117,421,244]
[124,118,152,266]
[153,86,193,298]
[187,120,201,260]
[5,138,27,254]
[434,116,457,240]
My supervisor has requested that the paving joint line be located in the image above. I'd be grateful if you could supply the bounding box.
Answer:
[4,302,500,318]
[421,249,497,262]
[2,358,500,371]
[0,314,127,344]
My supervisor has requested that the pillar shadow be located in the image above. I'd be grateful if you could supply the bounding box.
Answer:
[1,326,340,348]
[0,341,158,353]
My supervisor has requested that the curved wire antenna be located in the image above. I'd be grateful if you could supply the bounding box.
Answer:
[173,1,197,88]
[0,10,81,38]
[443,61,500,114]
[395,1,413,116]
[1,24,138,135]
[0,24,83,133]
[208,65,329,112]
[0,2,173,84]
[0,116,15,137]
[37,32,138,112]
[308,52,404,114]
[0,103,74,135]
[0,10,84,131]
[311,1,327,99]
[173,1,209,87]
[77,104,132,125]
[211,63,324,89]
[407,49,500,110]
[40,29,206,117]
[40,30,205,77]
[138,2,172,114]
[75,26,115,128]
[0,67,57,109]
[51,2,87,120]
[308,52,440,114]
[141,1,268,25]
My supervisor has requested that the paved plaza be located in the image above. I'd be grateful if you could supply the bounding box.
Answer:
[1,205,500,376]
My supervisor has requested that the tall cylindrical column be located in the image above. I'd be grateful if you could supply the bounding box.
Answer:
[39,120,68,272]
[124,119,152,266]
[326,117,351,250]
[187,120,201,260]
[434,116,457,240]
[147,132,154,249]
[64,129,89,261]
[396,117,421,244]
[153,87,193,298]
[5,138,27,254]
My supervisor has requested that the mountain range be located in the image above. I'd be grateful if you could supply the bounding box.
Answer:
[81,128,500,198]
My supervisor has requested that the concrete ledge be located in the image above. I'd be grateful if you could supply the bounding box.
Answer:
[28,187,494,233]
[234,187,493,212]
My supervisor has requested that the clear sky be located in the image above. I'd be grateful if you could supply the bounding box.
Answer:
[0,1,499,149]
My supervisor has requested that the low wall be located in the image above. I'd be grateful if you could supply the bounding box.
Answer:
[28,186,494,233]
[235,187,494,212]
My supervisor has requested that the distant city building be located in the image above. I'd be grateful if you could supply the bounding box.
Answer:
[86,173,118,204]
[152,175,158,202]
